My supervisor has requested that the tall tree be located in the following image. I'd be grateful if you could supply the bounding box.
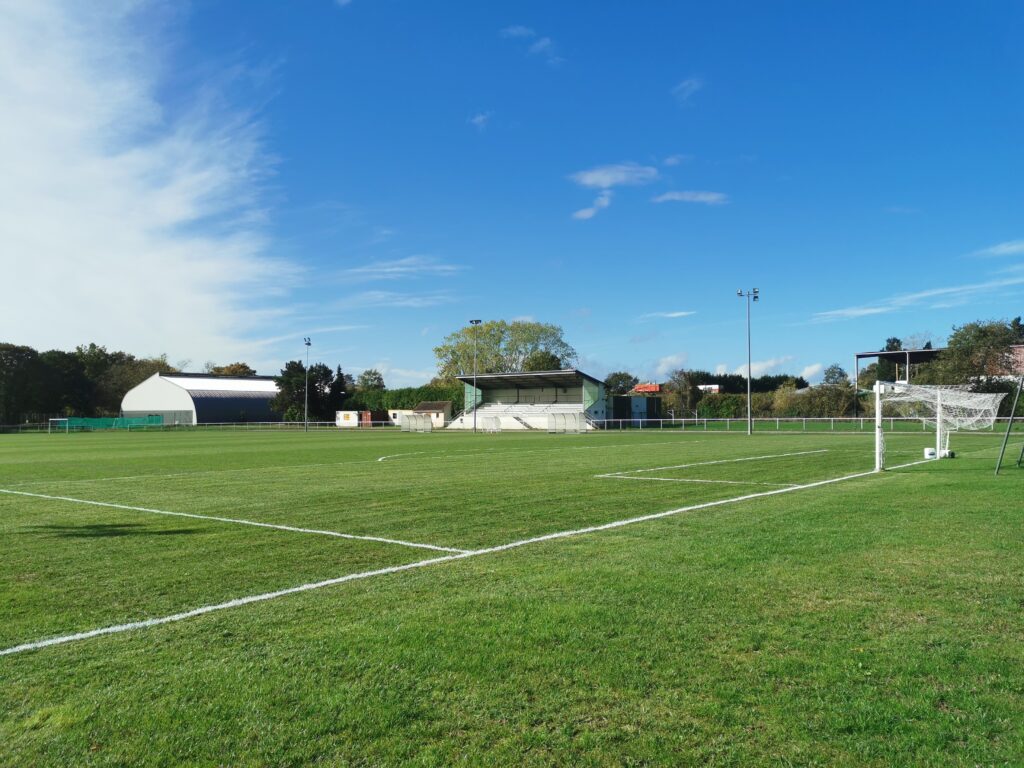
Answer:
[208,362,257,376]
[433,320,577,380]
[876,337,902,382]
[935,320,1018,383]
[0,344,42,423]
[604,371,639,395]
[356,368,386,390]
[522,350,562,371]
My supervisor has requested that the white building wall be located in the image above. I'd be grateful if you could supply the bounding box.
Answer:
[121,374,196,424]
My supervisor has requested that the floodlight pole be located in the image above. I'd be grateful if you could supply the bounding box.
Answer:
[303,337,311,433]
[737,288,759,435]
[470,319,482,433]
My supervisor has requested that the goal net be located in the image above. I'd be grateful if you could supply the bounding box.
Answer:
[547,412,585,434]
[481,415,502,433]
[400,413,433,433]
[874,382,1004,470]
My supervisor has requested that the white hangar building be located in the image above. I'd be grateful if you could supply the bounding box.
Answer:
[121,373,280,425]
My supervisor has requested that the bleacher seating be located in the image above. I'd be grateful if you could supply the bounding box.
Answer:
[450,402,590,430]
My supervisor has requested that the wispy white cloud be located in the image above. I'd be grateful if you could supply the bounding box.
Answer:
[652,190,729,205]
[511,314,536,322]
[714,364,728,375]
[656,353,687,378]
[339,256,461,282]
[569,162,658,219]
[814,277,1024,321]
[571,162,659,189]
[735,356,794,377]
[800,363,823,381]
[663,154,692,166]
[640,310,697,320]
[339,291,454,309]
[249,325,368,348]
[0,1,298,365]
[468,111,492,131]
[572,190,612,220]
[501,25,562,65]
[970,239,1024,258]
[500,25,535,38]
[672,76,704,104]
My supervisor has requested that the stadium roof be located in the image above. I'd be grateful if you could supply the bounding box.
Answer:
[855,348,945,364]
[159,373,278,394]
[456,369,603,390]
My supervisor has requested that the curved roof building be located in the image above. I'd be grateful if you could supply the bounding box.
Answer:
[121,373,280,425]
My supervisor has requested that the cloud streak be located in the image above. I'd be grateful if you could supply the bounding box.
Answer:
[971,239,1024,258]
[652,190,729,205]
[672,76,703,104]
[814,277,1024,321]
[338,291,454,309]
[338,256,461,282]
[735,357,794,377]
[640,311,697,319]
[569,162,658,220]
[500,25,562,65]
[0,1,297,365]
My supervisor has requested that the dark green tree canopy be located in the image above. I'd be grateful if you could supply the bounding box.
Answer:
[604,371,639,395]
[356,369,386,390]
[522,350,563,371]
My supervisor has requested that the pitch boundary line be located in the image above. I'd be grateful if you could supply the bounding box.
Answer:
[597,476,796,487]
[0,489,468,555]
[1,459,927,658]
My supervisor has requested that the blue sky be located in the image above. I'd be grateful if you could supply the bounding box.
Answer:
[2,1,1022,385]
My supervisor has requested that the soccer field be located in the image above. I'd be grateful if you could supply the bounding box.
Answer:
[2,428,1023,765]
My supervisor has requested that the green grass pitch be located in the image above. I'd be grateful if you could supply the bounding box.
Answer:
[1,427,1023,765]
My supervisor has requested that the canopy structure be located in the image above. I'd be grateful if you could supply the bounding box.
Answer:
[455,369,603,390]
[853,348,945,416]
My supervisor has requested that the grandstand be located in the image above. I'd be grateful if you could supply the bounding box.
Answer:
[448,370,606,430]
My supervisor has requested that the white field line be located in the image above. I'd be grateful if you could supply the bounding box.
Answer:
[594,449,828,478]
[0,489,468,555]
[377,452,426,462]
[4,439,699,487]
[0,458,927,658]
[597,476,796,487]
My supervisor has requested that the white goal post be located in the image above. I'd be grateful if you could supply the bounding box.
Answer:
[48,418,69,434]
[400,413,433,433]
[481,415,502,433]
[874,382,1005,470]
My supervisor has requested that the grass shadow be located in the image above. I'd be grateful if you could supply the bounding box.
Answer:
[24,523,203,538]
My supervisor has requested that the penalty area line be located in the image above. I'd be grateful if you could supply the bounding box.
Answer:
[0,488,468,555]
[1,461,917,658]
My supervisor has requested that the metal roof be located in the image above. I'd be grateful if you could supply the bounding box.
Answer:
[413,401,452,413]
[455,369,603,390]
[855,348,945,364]
[160,373,278,394]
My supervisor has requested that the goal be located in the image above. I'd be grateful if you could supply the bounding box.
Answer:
[547,412,585,434]
[873,382,1004,470]
[481,415,502,433]
[48,418,69,434]
[400,413,433,433]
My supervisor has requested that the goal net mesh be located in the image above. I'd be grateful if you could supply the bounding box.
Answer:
[876,383,1004,468]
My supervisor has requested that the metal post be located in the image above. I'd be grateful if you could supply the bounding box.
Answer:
[470,319,481,433]
[303,337,311,433]
[995,376,1023,475]
[737,288,758,435]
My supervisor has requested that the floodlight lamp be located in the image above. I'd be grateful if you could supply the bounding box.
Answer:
[470,319,481,325]
[753,288,759,295]
[753,294,759,302]
[736,289,743,297]
[303,337,311,346]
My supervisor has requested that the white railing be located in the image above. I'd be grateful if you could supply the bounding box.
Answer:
[593,417,1022,432]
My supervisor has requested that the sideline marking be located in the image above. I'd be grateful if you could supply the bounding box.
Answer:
[378,452,426,462]
[0,489,468,555]
[597,476,796,487]
[1,459,925,658]
[594,449,828,479]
